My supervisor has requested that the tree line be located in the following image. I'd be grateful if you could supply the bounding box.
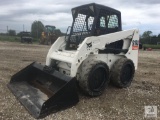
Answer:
[140,31,160,45]
[4,20,61,39]
[3,24,160,45]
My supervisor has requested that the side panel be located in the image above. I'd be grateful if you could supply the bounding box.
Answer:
[70,29,139,77]
[46,36,66,66]
[125,30,139,69]
[81,54,122,70]
[46,29,139,77]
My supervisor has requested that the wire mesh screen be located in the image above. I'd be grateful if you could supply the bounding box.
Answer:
[70,13,94,44]
[97,9,108,28]
[73,14,86,33]
[88,16,94,30]
[108,15,118,28]
[100,17,106,28]
[98,9,118,29]
[95,9,108,35]
[95,9,119,35]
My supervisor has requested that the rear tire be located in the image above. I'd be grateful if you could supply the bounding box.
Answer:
[110,58,135,88]
[78,60,110,97]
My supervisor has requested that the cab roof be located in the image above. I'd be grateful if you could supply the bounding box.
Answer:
[71,3,121,15]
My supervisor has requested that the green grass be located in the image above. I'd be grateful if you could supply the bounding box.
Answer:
[143,44,160,49]
[0,35,20,42]
[0,35,39,43]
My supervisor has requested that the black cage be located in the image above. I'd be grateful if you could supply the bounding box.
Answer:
[66,3,122,50]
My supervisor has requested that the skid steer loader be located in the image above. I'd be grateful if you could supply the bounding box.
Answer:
[8,3,139,119]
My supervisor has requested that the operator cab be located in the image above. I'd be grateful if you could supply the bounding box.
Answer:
[66,3,122,50]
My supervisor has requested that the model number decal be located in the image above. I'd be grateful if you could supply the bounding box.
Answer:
[132,40,139,50]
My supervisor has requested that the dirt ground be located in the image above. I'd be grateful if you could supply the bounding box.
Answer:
[0,41,159,120]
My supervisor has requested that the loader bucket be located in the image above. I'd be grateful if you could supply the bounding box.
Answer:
[7,62,79,119]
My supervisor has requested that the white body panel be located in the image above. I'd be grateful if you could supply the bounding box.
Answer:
[46,29,139,77]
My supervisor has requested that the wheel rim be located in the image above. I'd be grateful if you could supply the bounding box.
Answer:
[89,67,107,92]
[121,64,133,85]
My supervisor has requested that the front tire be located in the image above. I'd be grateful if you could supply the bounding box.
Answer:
[78,60,110,97]
[110,58,135,88]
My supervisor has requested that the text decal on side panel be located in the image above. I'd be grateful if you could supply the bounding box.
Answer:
[132,40,139,50]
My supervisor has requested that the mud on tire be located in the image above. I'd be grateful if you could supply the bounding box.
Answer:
[110,58,135,88]
[78,60,110,97]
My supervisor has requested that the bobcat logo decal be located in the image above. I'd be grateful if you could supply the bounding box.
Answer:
[86,42,92,48]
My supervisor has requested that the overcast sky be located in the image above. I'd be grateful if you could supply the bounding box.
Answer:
[0,0,160,35]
